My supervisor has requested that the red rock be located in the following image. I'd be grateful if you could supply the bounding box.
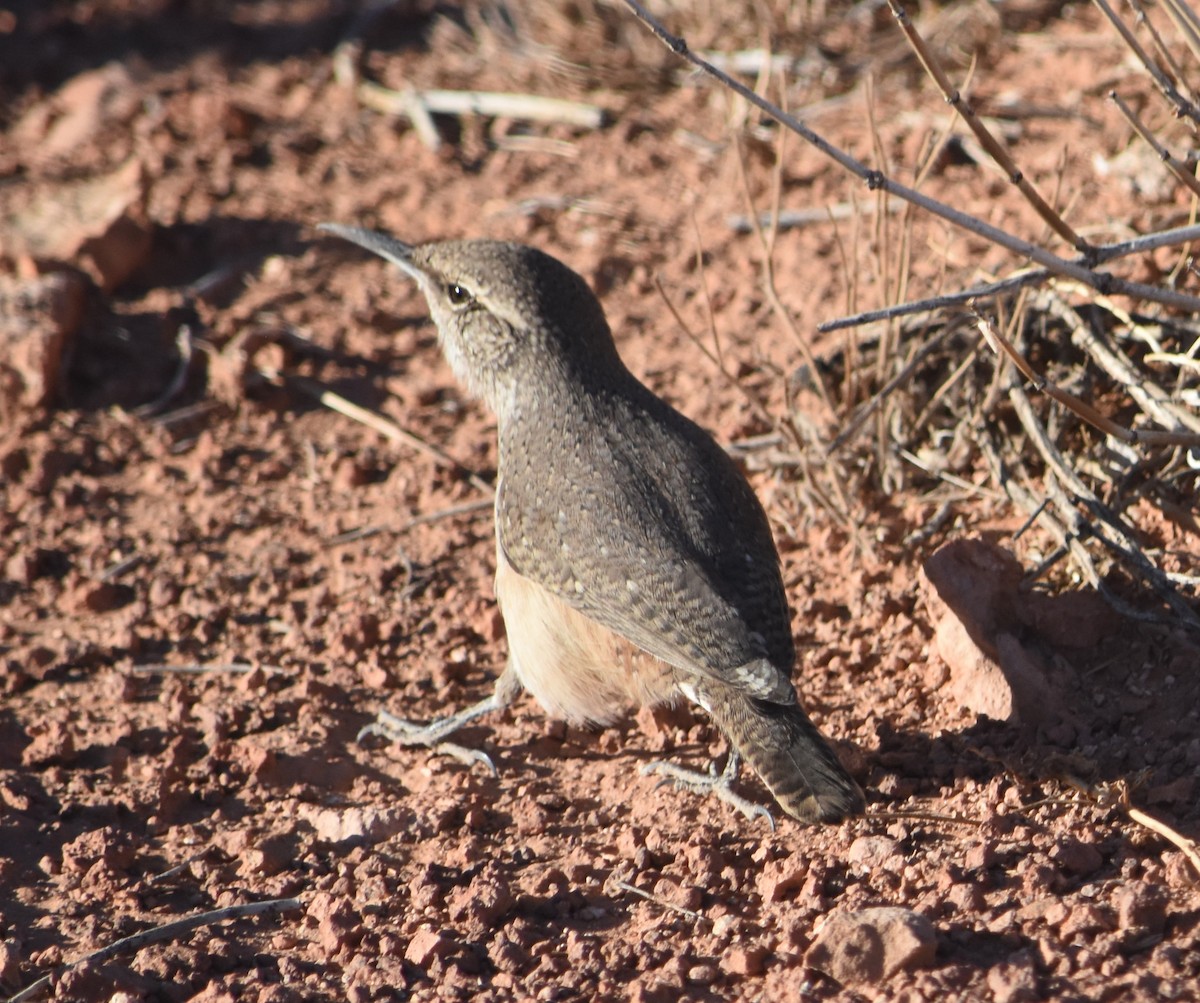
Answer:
[0,271,86,414]
[21,721,76,767]
[238,832,295,878]
[61,826,134,874]
[53,960,153,1001]
[1017,897,1068,926]
[2,158,151,292]
[628,980,675,1003]
[847,835,901,870]
[1060,903,1116,938]
[805,907,937,985]
[244,745,279,783]
[38,64,139,160]
[405,927,453,967]
[447,866,514,931]
[0,938,22,984]
[987,950,1039,1003]
[72,580,133,612]
[945,883,983,914]
[757,857,807,902]
[921,539,1079,726]
[309,892,362,953]
[726,943,768,976]
[963,839,996,872]
[1050,836,1104,876]
[922,539,1023,633]
[1114,881,1169,935]
[1021,590,1118,649]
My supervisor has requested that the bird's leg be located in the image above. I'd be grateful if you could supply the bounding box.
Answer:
[641,750,775,829]
[357,665,522,775]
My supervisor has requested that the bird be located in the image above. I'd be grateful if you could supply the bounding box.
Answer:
[320,223,865,825]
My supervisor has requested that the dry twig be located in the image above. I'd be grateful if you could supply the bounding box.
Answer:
[7,899,302,1003]
[621,0,1200,312]
[973,310,1200,448]
[279,373,494,497]
[885,0,1083,251]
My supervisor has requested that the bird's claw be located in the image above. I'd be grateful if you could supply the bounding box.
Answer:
[640,758,775,828]
[357,710,498,775]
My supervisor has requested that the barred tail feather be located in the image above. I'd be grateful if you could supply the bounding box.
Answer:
[712,694,864,824]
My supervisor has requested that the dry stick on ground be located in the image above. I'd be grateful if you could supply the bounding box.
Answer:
[885,0,1085,252]
[610,879,707,923]
[620,0,1200,313]
[132,662,263,674]
[331,5,604,150]
[356,81,606,131]
[726,197,905,234]
[1077,778,1200,879]
[277,373,494,497]
[7,898,302,1003]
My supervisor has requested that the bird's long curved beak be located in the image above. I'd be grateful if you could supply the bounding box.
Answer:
[318,223,423,282]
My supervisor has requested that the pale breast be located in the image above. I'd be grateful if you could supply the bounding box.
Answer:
[494,543,677,725]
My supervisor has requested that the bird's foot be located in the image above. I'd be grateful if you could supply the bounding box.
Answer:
[357,699,502,774]
[640,752,775,829]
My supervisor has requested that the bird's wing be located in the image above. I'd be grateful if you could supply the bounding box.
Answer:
[496,392,796,704]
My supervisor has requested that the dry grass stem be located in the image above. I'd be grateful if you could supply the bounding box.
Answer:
[730,136,837,418]
[1078,778,1200,879]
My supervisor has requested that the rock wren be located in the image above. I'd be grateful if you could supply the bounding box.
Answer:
[321,223,864,824]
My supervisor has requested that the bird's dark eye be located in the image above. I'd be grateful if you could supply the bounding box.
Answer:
[446,283,472,307]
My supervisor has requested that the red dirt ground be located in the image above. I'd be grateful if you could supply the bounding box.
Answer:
[2,2,1198,1001]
